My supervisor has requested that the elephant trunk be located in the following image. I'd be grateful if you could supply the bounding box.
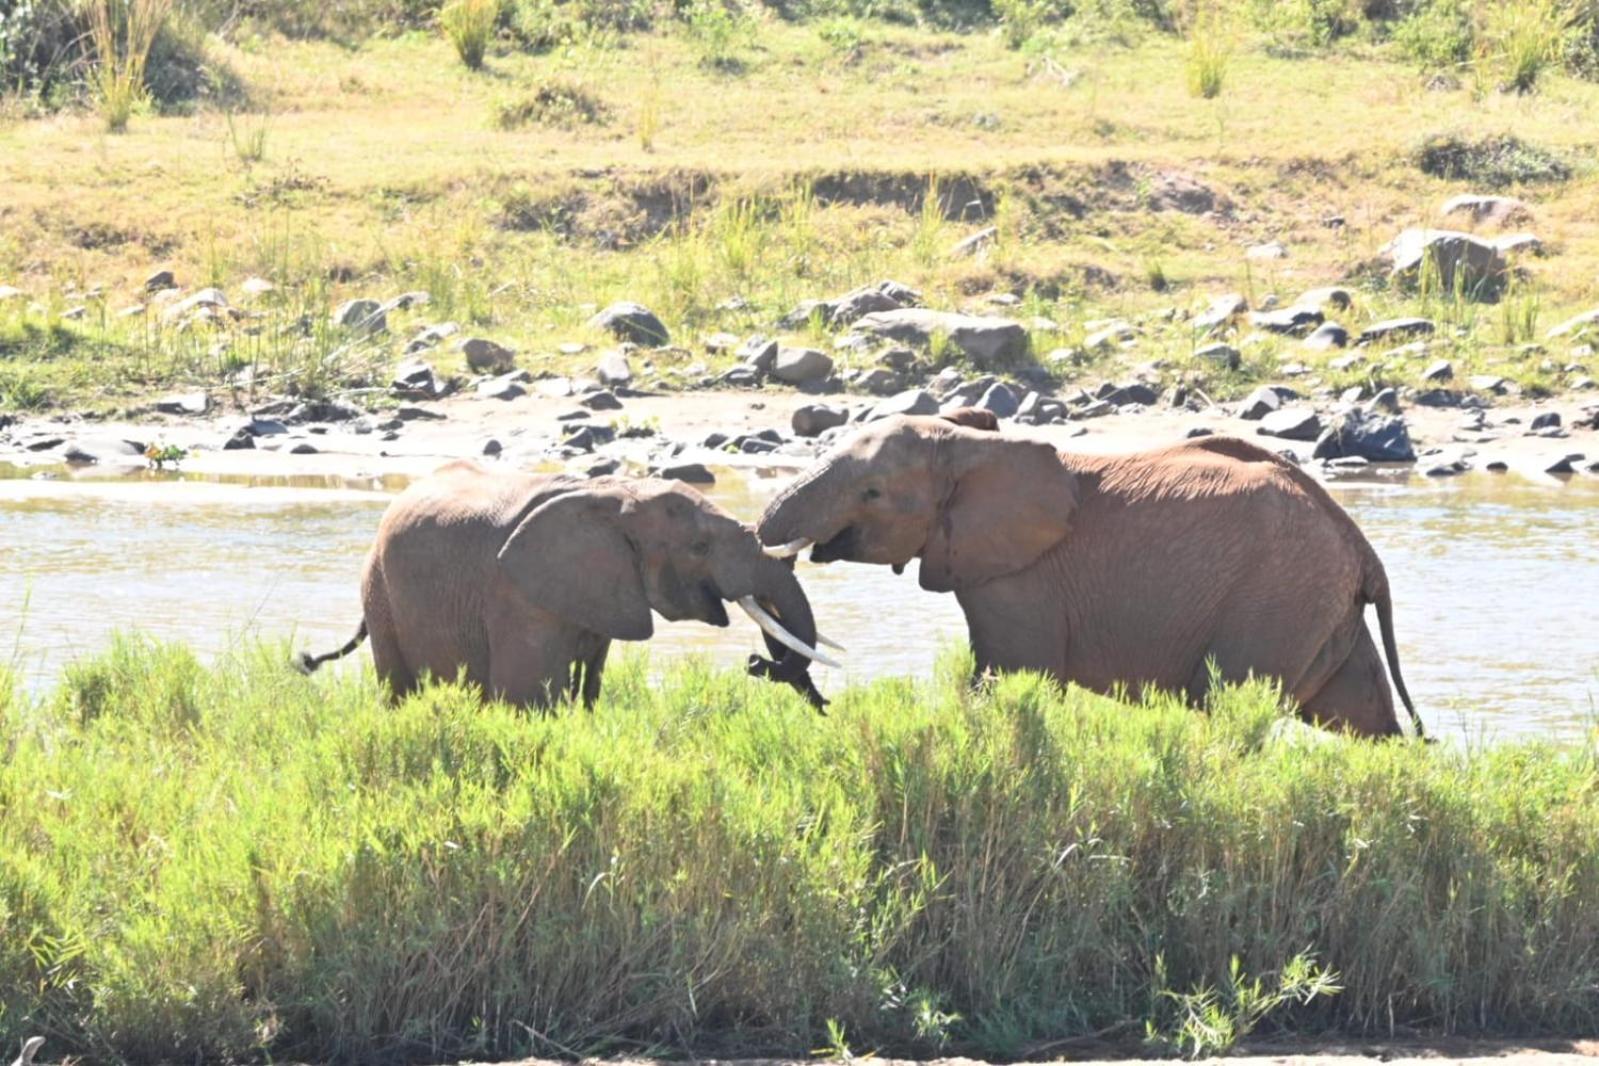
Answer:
[757,466,827,551]
[740,550,829,712]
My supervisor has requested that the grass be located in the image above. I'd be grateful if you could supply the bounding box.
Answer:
[440,0,500,69]
[85,0,174,132]
[1481,0,1576,93]
[1185,7,1234,99]
[5,636,1599,1063]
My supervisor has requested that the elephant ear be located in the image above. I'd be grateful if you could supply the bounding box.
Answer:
[919,434,1077,592]
[497,490,654,641]
[938,406,999,432]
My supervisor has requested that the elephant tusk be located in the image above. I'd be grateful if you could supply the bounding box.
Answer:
[737,596,842,669]
[815,632,847,652]
[762,538,813,559]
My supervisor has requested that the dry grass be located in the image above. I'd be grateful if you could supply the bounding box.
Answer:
[85,0,174,131]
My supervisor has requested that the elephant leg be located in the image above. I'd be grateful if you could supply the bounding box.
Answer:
[364,580,417,702]
[487,622,580,710]
[579,642,610,709]
[1297,627,1402,737]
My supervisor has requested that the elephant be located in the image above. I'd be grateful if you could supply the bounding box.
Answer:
[298,461,839,709]
[757,415,1423,737]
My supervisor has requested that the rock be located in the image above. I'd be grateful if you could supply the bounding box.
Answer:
[144,269,176,292]
[1495,233,1544,257]
[1196,342,1242,370]
[476,374,526,401]
[1148,170,1221,214]
[1195,293,1248,333]
[0,284,25,302]
[584,458,621,477]
[333,298,385,333]
[460,337,516,374]
[1485,460,1509,473]
[388,291,430,310]
[406,321,461,354]
[951,226,997,258]
[223,428,256,450]
[596,351,633,387]
[1083,321,1137,352]
[1440,194,1530,228]
[1359,318,1436,346]
[656,462,714,485]
[240,276,275,296]
[392,360,445,399]
[1103,383,1159,408]
[1530,411,1562,431]
[858,368,902,395]
[1425,460,1466,477]
[1413,389,1464,408]
[159,287,230,326]
[1313,409,1416,463]
[1249,306,1324,335]
[395,405,446,422]
[1247,240,1289,260]
[154,392,209,416]
[1548,308,1599,339]
[290,442,321,455]
[1303,322,1349,351]
[1240,385,1296,420]
[581,390,623,411]
[1422,359,1455,383]
[1256,408,1323,442]
[792,403,850,437]
[1296,286,1353,312]
[772,347,834,385]
[977,382,1019,419]
[721,365,762,388]
[1543,453,1585,475]
[242,418,289,437]
[1384,228,1507,297]
[867,389,939,421]
[1370,388,1401,413]
[1468,374,1507,394]
[852,309,1028,366]
[737,335,780,374]
[589,302,668,346]
[1329,353,1364,372]
[562,424,615,452]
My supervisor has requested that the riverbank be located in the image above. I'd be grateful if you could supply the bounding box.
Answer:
[4,641,1599,1064]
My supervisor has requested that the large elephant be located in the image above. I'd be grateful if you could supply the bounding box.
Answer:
[758,415,1423,737]
[299,461,838,709]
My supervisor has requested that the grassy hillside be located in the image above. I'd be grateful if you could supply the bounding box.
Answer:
[2,6,1598,413]
[3,638,1599,1063]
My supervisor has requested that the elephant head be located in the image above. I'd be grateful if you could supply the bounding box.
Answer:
[498,477,836,708]
[757,415,1078,593]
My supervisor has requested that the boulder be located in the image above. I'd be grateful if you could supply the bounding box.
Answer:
[1296,286,1353,312]
[580,390,623,411]
[1383,228,1506,298]
[596,351,634,387]
[1256,408,1323,442]
[144,269,176,293]
[852,309,1028,366]
[589,302,669,346]
[867,389,939,421]
[1196,342,1242,370]
[1246,241,1289,260]
[392,360,443,399]
[1359,318,1436,346]
[1303,322,1349,351]
[1239,385,1297,420]
[1103,382,1159,408]
[1495,233,1544,257]
[792,403,850,437]
[1195,293,1248,333]
[1548,308,1599,339]
[976,382,1019,419]
[771,347,835,385]
[857,368,902,395]
[460,337,516,374]
[476,374,526,401]
[950,226,997,258]
[0,285,24,302]
[241,276,276,296]
[406,321,460,355]
[160,287,230,326]
[1422,359,1455,383]
[1248,306,1324,336]
[155,392,209,416]
[1313,409,1417,463]
[1440,194,1530,228]
[332,298,385,333]
[655,463,714,485]
[739,335,780,374]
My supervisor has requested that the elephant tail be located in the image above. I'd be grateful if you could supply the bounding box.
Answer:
[295,621,368,675]
[1367,568,1423,739]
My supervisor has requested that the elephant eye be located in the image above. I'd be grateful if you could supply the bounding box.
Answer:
[690,539,711,556]
[862,488,881,501]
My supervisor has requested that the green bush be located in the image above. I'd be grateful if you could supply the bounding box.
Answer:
[1391,0,1474,68]
[1412,132,1573,187]
[492,76,610,127]
[681,0,757,71]
[6,636,1599,1062]
[439,0,499,67]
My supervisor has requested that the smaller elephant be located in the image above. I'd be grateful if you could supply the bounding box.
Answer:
[299,462,839,709]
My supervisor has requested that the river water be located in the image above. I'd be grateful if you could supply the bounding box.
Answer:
[2,462,1595,743]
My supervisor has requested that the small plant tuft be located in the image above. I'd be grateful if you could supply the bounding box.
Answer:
[440,0,499,69]
[493,78,610,129]
[85,0,174,132]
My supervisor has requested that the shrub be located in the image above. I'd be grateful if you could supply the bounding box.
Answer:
[508,0,652,50]
[1480,0,1575,92]
[1413,133,1573,187]
[85,0,175,131]
[681,0,757,71]
[1391,0,1475,69]
[1185,6,1233,98]
[493,77,611,128]
[440,0,499,68]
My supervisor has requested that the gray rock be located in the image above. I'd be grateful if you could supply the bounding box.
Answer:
[1469,374,1508,394]
[1339,385,1366,405]
[1195,293,1248,333]
[1495,233,1543,257]
[1303,322,1349,350]
[1440,194,1530,227]
[1240,385,1297,420]
[656,462,714,485]
[1246,240,1289,260]
[1312,409,1416,463]
[1529,411,1562,431]
[476,374,526,401]
[581,390,623,411]
[395,405,446,422]
[1359,318,1436,346]
[224,428,256,450]
[1413,389,1464,408]
[977,382,1019,419]
[460,337,516,374]
[1083,321,1137,352]
[951,226,997,258]
[858,368,902,395]
[738,335,779,374]
[290,442,321,455]
[793,403,850,437]
[482,438,504,457]
[144,269,176,293]
[1103,383,1159,408]
[1256,408,1324,442]
[772,347,834,385]
[590,302,669,346]
[1249,306,1324,335]
[596,351,633,387]
[392,360,443,399]
[721,365,763,387]
[852,309,1028,366]
[243,418,289,437]
[1186,426,1215,438]
[1548,308,1599,339]
[1422,359,1455,383]
[867,389,939,421]
[1329,353,1364,372]
[1296,286,1353,312]
[1196,342,1242,370]
[155,392,209,416]
[160,287,230,326]
[0,284,23,303]
[333,298,386,333]
[406,322,460,355]
[1384,228,1506,298]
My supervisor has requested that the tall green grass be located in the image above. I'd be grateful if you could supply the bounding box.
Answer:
[4,636,1599,1062]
